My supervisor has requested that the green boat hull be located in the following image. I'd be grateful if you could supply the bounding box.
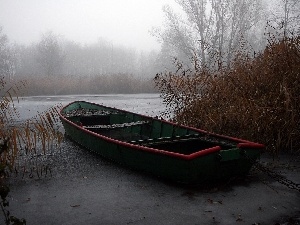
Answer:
[60,101,264,184]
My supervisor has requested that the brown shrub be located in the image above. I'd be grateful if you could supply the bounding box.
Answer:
[155,36,300,155]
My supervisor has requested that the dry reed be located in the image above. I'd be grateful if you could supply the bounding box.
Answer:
[0,77,63,176]
[155,34,300,156]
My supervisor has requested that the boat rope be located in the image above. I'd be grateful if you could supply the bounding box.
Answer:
[243,151,300,192]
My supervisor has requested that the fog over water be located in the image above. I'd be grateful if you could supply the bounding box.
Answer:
[0,0,177,51]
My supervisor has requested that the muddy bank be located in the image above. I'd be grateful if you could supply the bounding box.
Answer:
[4,139,300,225]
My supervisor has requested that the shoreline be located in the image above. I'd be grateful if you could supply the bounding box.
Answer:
[5,139,300,225]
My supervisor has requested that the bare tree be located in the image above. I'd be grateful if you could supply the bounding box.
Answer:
[280,0,300,35]
[154,0,264,69]
[224,0,262,65]
[0,27,15,80]
[36,31,64,77]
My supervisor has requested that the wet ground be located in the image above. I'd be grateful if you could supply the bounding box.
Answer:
[3,94,300,224]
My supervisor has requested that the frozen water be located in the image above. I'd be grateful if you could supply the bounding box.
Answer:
[14,93,166,121]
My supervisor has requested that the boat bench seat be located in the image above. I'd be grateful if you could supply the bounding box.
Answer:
[129,134,237,150]
[129,133,203,145]
[84,120,149,129]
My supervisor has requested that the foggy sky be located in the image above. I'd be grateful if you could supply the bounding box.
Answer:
[0,0,176,51]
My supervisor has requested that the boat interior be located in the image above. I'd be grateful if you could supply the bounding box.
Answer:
[64,106,237,154]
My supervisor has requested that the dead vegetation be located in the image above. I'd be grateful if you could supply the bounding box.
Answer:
[0,76,64,224]
[15,73,156,96]
[0,77,63,176]
[155,34,300,156]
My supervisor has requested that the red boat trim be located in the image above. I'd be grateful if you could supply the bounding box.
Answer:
[59,101,264,160]
[237,143,265,149]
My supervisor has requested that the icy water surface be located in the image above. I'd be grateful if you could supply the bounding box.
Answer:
[15,93,165,121]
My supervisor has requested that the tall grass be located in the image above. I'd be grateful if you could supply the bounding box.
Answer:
[0,77,63,176]
[155,34,300,156]
[0,77,63,224]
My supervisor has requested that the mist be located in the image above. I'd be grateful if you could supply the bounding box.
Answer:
[0,0,177,51]
[1,0,299,95]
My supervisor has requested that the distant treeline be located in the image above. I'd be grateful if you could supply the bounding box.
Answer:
[1,29,169,95]
[12,33,167,78]
[16,74,157,96]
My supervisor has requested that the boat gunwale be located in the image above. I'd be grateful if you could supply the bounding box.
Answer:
[59,101,264,160]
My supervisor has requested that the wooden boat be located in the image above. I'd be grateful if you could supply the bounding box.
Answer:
[59,101,264,184]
